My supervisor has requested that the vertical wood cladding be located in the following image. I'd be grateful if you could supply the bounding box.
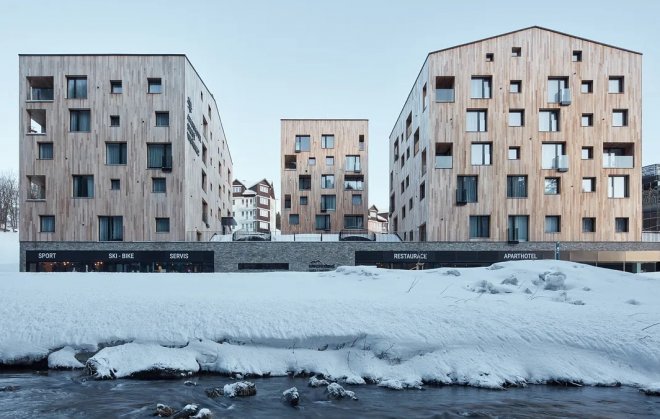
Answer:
[389,27,642,242]
[281,119,369,233]
[19,55,233,242]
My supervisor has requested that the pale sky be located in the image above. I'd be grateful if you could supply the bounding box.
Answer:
[1,0,658,210]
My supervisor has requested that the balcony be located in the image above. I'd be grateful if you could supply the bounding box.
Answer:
[553,155,569,172]
[27,76,54,101]
[560,88,571,105]
[603,155,634,169]
[435,89,455,103]
[435,155,453,169]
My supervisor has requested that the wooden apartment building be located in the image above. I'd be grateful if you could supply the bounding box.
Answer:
[389,27,642,242]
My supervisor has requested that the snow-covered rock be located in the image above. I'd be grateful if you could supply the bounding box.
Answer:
[155,403,175,417]
[48,346,84,369]
[377,377,422,390]
[223,381,256,397]
[325,382,357,400]
[641,383,660,396]
[172,404,198,418]
[281,387,300,406]
[191,408,212,418]
[308,376,330,387]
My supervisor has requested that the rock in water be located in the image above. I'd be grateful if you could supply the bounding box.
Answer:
[191,408,213,418]
[282,387,300,406]
[204,387,223,398]
[308,376,330,387]
[325,382,358,400]
[0,386,20,392]
[154,403,175,417]
[172,404,199,419]
[223,381,256,398]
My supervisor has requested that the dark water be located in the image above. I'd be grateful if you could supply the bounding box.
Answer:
[1,371,659,418]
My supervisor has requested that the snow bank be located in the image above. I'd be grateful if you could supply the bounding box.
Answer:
[48,346,84,369]
[0,261,659,391]
[0,231,19,272]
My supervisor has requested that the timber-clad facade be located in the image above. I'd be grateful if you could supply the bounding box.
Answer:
[19,54,233,243]
[389,26,642,242]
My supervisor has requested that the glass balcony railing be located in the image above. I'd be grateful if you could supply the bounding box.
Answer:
[30,88,54,101]
[553,155,569,171]
[603,155,634,169]
[435,89,455,103]
[435,155,453,169]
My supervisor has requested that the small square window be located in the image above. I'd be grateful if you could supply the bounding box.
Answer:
[148,78,162,94]
[582,217,596,233]
[581,114,593,127]
[582,177,596,192]
[581,80,593,93]
[615,217,629,233]
[581,147,593,160]
[545,216,561,233]
[110,115,120,127]
[38,142,53,160]
[508,146,520,160]
[40,215,55,233]
[326,156,334,165]
[300,196,308,205]
[613,110,628,127]
[155,111,169,127]
[609,77,624,93]
[509,80,522,93]
[511,47,521,57]
[572,50,582,62]
[156,217,170,233]
[509,110,524,127]
[544,178,560,195]
[152,177,166,193]
[289,214,299,225]
[110,80,122,94]
[486,53,494,62]
[308,157,316,165]
[110,179,120,190]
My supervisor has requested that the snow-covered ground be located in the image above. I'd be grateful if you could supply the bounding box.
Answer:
[0,231,19,272]
[0,261,659,391]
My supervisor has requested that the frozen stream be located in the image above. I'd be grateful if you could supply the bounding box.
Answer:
[1,371,659,418]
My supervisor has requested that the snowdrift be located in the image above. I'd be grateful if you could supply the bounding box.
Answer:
[0,260,659,390]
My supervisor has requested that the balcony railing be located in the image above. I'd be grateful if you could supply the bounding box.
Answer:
[603,155,634,169]
[435,89,455,103]
[560,88,571,105]
[29,88,54,101]
[435,155,453,169]
[553,155,569,172]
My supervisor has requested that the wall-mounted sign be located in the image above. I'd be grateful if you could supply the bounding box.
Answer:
[356,250,555,264]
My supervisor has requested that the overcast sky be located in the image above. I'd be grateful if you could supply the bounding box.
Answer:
[1,0,658,210]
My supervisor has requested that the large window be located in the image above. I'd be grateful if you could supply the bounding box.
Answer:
[106,142,127,165]
[345,155,361,172]
[40,215,55,233]
[539,110,559,132]
[147,144,172,169]
[507,175,527,198]
[298,175,311,190]
[315,214,330,230]
[67,76,87,99]
[466,110,487,132]
[471,143,492,165]
[70,109,90,132]
[344,215,364,229]
[456,175,478,203]
[27,175,46,200]
[321,134,334,149]
[608,175,629,198]
[471,77,492,99]
[344,175,364,190]
[155,218,170,233]
[99,216,123,241]
[321,174,335,189]
[541,143,566,169]
[508,215,529,242]
[38,143,53,160]
[320,195,336,211]
[72,175,94,198]
[545,216,561,233]
[469,215,490,238]
[27,76,54,101]
[547,77,568,103]
[295,135,310,152]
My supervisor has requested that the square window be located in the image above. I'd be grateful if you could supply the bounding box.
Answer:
[148,78,162,94]
[320,194,336,211]
[67,76,87,99]
[581,147,593,160]
[572,50,582,62]
[512,47,521,57]
[152,177,166,193]
[539,110,559,132]
[40,215,55,233]
[155,111,169,127]
[466,109,487,132]
[27,175,46,200]
[612,110,628,127]
[289,214,299,225]
[110,115,120,127]
[508,147,520,160]
[581,80,593,93]
[70,109,91,132]
[72,175,94,198]
[110,80,122,94]
[471,77,492,99]
[110,179,120,190]
[545,216,561,233]
[609,77,624,93]
[486,53,494,62]
[300,196,308,205]
[321,174,335,189]
[615,217,629,233]
[352,194,362,206]
[581,114,593,127]
[156,217,170,233]
[507,175,527,198]
[147,144,172,168]
[510,80,521,93]
[582,177,596,192]
[544,178,560,195]
[325,156,334,166]
[99,216,123,241]
[106,142,127,165]
[295,135,311,152]
[308,157,316,165]
[322,134,335,149]
[316,214,331,230]
[469,215,490,238]
[582,217,596,233]
[509,110,524,127]
[38,142,53,160]
[471,143,492,166]
[299,175,311,190]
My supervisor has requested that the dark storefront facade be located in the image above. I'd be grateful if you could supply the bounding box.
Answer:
[25,251,214,273]
[355,250,557,269]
